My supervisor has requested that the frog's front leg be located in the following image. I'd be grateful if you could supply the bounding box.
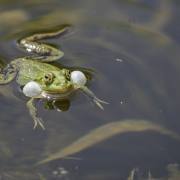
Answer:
[26,98,45,130]
[79,86,109,110]
[18,26,69,62]
[0,64,17,84]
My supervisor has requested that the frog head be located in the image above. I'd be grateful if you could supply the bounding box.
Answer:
[40,69,73,94]
[23,69,87,98]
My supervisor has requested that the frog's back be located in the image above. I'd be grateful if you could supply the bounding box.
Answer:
[12,58,60,85]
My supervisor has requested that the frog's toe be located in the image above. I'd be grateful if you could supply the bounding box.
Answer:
[94,98,109,110]
[33,117,45,130]
[33,120,38,129]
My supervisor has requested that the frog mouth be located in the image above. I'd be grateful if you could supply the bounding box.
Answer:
[41,90,74,100]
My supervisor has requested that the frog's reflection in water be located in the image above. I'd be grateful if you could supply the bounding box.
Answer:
[44,99,70,112]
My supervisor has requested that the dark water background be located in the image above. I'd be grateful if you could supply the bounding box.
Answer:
[0,0,180,179]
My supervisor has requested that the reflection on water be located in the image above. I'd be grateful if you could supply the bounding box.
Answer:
[0,0,180,179]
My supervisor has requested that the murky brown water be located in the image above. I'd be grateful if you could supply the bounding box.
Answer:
[0,0,180,179]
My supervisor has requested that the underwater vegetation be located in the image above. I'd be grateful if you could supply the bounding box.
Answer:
[39,119,180,164]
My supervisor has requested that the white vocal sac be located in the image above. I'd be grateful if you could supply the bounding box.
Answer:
[70,71,87,86]
[23,81,42,97]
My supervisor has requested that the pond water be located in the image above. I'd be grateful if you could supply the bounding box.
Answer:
[0,0,180,179]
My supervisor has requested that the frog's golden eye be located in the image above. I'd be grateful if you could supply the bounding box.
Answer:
[61,69,71,80]
[44,72,55,84]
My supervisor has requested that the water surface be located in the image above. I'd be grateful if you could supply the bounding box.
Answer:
[0,0,180,179]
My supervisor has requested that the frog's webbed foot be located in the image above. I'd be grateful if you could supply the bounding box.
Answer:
[78,86,109,110]
[18,26,69,62]
[0,64,17,85]
[26,98,45,130]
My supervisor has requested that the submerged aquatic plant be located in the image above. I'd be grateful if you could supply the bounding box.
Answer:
[38,119,180,164]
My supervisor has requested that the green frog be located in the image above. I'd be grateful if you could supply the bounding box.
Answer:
[0,27,107,130]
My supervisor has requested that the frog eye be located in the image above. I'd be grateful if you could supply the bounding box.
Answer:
[44,72,55,84]
[61,69,71,80]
